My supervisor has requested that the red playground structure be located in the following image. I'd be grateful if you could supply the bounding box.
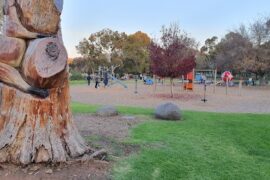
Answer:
[183,70,194,91]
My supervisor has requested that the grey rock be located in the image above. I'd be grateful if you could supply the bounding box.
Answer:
[45,169,53,174]
[155,103,181,120]
[121,116,136,121]
[96,105,118,117]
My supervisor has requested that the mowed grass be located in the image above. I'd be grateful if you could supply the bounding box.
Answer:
[71,102,270,180]
[69,80,86,86]
[71,102,153,116]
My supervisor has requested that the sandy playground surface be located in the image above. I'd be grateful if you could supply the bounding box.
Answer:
[71,81,270,114]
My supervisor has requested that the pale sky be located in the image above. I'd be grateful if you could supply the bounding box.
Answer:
[61,0,270,58]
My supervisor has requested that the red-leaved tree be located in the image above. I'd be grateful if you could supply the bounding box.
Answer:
[149,23,196,97]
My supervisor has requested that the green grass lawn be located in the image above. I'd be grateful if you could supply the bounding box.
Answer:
[71,102,153,116]
[69,80,86,86]
[71,102,270,180]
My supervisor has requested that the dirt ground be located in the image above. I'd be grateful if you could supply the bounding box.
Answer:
[1,81,269,179]
[0,115,143,180]
[71,81,270,113]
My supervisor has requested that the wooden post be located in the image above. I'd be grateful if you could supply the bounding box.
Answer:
[170,78,174,98]
[182,75,185,91]
[192,68,195,92]
[239,80,243,96]
[226,78,229,95]
[154,75,157,92]
[213,69,217,94]
[134,75,138,94]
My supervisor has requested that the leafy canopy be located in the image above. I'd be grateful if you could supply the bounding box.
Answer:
[149,23,196,78]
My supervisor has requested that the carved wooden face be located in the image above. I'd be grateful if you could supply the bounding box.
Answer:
[46,42,60,61]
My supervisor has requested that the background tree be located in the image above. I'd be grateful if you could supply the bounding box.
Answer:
[211,17,270,81]
[248,18,270,80]
[122,31,151,74]
[69,57,89,73]
[75,29,152,76]
[76,29,127,74]
[214,32,253,74]
[198,36,218,69]
[149,23,196,97]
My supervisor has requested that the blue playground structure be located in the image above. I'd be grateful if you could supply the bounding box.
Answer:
[195,73,202,82]
[144,78,154,85]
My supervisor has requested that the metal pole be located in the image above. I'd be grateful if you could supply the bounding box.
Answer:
[201,82,207,103]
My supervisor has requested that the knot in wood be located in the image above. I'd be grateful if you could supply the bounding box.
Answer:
[46,42,60,61]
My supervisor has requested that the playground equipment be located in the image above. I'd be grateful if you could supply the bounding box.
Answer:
[96,65,128,89]
[221,71,233,95]
[222,71,233,82]
[145,78,154,85]
[108,74,128,89]
[182,69,217,92]
[183,70,194,90]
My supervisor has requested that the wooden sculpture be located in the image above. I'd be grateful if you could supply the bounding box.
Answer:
[0,0,90,165]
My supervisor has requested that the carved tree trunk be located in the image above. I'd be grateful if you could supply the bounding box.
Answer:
[0,36,26,67]
[22,37,67,89]
[0,75,89,165]
[0,0,92,165]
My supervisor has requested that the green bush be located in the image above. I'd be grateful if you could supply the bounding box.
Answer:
[70,71,84,81]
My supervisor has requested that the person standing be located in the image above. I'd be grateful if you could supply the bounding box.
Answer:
[86,73,91,86]
[103,71,109,87]
[95,74,100,89]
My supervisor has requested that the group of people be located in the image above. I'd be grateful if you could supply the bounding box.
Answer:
[86,72,109,89]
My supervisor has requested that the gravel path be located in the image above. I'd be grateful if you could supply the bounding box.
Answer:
[71,81,270,113]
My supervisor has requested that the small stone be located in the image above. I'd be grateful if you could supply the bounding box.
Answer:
[121,116,136,121]
[96,105,118,117]
[45,169,53,174]
[22,168,28,174]
[29,165,40,172]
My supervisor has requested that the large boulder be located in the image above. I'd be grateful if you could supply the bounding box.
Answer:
[155,103,181,120]
[96,105,119,117]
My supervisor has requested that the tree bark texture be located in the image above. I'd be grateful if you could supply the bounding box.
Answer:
[0,36,26,67]
[0,77,89,165]
[16,0,61,34]
[0,0,91,165]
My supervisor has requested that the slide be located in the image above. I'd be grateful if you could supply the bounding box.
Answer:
[108,74,128,89]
